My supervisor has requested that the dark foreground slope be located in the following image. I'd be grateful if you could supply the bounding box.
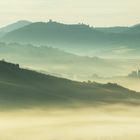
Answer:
[0,61,140,109]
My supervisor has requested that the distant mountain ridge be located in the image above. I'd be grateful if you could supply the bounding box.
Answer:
[0,20,31,33]
[1,20,140,57]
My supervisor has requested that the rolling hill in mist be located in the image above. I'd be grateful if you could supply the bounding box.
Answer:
[0,20,31,33]
[0,60,140,109]
[1,20,140,57]
[0,42,140,78]
[0,20,31,38]
[95,24,140,34]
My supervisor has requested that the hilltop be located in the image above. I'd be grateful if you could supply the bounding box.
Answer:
[0,20,31,33]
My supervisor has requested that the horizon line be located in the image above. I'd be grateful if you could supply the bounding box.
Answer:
[0,19,140,29]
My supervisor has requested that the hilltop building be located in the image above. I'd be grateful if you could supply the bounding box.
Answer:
[128,70,140,78]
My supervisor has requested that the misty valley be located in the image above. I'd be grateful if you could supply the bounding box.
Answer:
[0,20,140,140]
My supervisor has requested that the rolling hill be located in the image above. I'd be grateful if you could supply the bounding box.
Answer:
[1,42,140,79]
[0,60,140,109]
[0,31,6,38]
[1,21,140,57]
[95,26,129,33]
[0,20,31,39]
[0,20,31,33]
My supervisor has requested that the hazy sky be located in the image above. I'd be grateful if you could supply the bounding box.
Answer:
[0,0,140,27]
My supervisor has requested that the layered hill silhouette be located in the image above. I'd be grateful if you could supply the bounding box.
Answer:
[1,42,140,78]
[0,20,31,38]
[0,20,31,33]
[0,60,140,109]
[95,24,140,34]
[1,21,140,57]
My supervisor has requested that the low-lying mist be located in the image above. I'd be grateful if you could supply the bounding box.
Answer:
[0,105,140,140]
[1,20,140,140]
